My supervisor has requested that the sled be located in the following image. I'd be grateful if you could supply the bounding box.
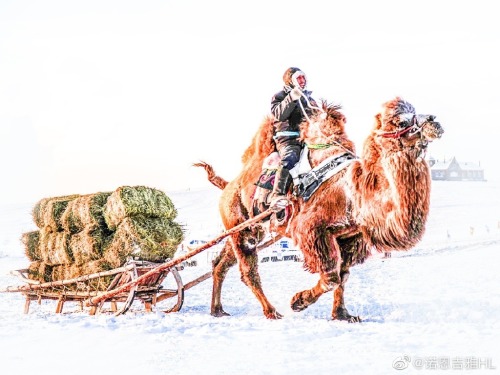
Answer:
[4,260,211,315]
[0,208,273,316]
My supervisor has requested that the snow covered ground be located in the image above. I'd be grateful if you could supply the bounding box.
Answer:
[1,181,499,374]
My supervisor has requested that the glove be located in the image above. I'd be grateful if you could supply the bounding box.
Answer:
[290,87,302,101]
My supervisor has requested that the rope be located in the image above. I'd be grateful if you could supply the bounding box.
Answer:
[297,91,325,125]
[300,91,324,113]
[296,92,357,159]
[306,143,334,150]
[306,140,357,159]
[85,208,274,307]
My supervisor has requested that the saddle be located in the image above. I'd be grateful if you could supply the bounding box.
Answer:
[252,147,356,217]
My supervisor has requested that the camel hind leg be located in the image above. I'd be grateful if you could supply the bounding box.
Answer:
[233,228,283,319]
[211,240,237,317]
[211,228,283,319]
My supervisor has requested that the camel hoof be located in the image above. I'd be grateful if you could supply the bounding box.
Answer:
[265,310,284,320]
[332,309,362,323]
[211,307,231,317]
[347,316,362,323]
[290,292,308,312]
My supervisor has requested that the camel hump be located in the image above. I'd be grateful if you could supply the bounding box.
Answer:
[241,116,276,165]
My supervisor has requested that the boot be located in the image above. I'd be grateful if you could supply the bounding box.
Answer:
[269,166,293,210]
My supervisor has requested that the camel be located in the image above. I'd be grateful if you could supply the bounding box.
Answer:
[195,97,444,320]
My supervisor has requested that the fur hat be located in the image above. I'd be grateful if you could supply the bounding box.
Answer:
[283,67,306,88]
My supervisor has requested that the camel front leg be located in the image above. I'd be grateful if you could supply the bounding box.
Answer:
[331,235,365,322]
[290,269,340,312]
[290,222,342,312]
[331,272,361,322]
[211,241,237,317]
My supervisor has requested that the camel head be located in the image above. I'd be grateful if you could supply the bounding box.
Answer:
[416,114,444,142]
[373,97,444,155]
[299,101,356,154]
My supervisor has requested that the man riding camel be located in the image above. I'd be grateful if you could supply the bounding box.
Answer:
[269,67,318,208]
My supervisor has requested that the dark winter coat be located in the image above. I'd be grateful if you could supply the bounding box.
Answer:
[270,87,317,169]
[271,88,316,134]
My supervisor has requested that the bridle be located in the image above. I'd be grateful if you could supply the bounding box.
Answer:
[377,114,424,139]
[375,113,432,160]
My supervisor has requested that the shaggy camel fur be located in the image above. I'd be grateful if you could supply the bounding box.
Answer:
[196,97,444,320]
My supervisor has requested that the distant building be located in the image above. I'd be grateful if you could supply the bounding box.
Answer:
[429,156,485,181]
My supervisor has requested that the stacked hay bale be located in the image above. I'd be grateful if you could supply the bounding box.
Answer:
[22,186,184,285]
[103,186,183,268]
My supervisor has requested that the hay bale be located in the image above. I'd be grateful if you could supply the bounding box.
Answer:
[78,258,114,276]
[69,228,112,265]
[27,261,54,282]
[22,186,182,282]
[50,259,114,284]
[104,216,184,267]
[39,230,72,265]
[36,259,115,289]
[22,231,41,262]
[61,192,112,233]
[104,186,177,230]
[32,194,80,232]
[77,259,115,290]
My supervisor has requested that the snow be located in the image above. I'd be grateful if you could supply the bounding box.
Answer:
[1,181,499,374]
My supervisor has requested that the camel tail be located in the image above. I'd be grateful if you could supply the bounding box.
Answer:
[193,161,228,190]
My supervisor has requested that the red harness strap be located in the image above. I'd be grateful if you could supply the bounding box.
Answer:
[380,115,418,139]
[380,125,414,139]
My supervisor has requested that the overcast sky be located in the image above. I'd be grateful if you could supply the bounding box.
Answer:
[1,0,498,204]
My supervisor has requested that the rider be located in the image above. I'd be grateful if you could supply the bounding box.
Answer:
[269,67,317,208]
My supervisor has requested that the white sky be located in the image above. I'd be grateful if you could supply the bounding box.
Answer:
[1,0,499,204]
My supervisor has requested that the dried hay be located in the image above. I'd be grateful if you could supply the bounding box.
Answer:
[23,186,184,282]
[104,186,177,230]
[27,259,114,288]
[69,228,112,265]
[104,216,184,267]
[50,259,115,288]
[27,261,54,283]
[22,231,41,262]
[39,231,72,265]
[61,192,112,233]
[32,194,80,232]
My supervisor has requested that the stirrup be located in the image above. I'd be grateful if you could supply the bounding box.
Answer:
[270,196,289,211]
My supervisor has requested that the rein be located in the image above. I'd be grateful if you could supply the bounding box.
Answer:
[298,95,356,158]
[297,91,326,125]
[306,140,357,158]
[306,143,334,150]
